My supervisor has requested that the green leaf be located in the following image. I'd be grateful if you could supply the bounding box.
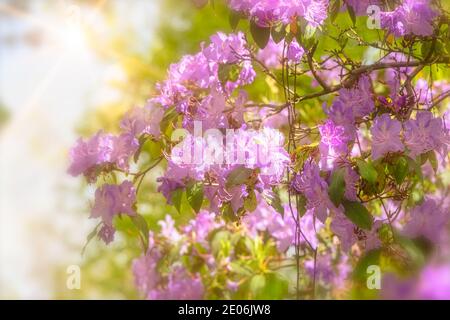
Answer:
[263,273,288,300]
[131,214,149,238]
[329,0,341,23]
[250,273,288,299]
[347,5,356,26]
[421,41,434,60]
[221,202,238,222]
[186,182,204,213]
[244,190,257,212]
[218,63,240,89]
[271,23,286,44]
[357,159,378,185]
[406,156,423,182]
[250,274,266,298]
[390,156,409,184]
[262,189,284,216]
[171,188,184,213]
[342,200,373,230]
[250,20,270,49]
[425,150,438,173]
[353,249,381,282]
[160,106,178,133]
[226,166,254,188]
[81,223,101,256]
[328,168,346,206]
[229,10,241,30]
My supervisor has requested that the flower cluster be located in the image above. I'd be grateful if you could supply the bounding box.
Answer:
[228,0,329,28]
[70,0,450,300]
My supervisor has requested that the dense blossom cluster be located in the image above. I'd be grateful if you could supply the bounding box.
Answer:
[70,0,450,300]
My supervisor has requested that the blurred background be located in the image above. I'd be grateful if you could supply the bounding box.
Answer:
[0,0,230,299]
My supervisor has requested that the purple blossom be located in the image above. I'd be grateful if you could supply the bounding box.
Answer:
[292,161,334,223]
[98,224,115,245]
[110,133,139,171]
[148,267,204,300]
[183,210,223,244]
[404,111,448,157]
[416,264,450,299]
[345,0,379,16]
[331,211,382,252]
[68,132,114,181]
[228,0,329,28]
[370,114,404,160]
[319,120,351,169]
[91,180,137,227]
[337,75,374,119]
[380,0,437,37]
[256,38,283,69]
[120,103,164,138]
[286,39,304,63]
[243,201,296,251]
[404,199,449,244]
[158,215,183,243]
[133,234,162,296]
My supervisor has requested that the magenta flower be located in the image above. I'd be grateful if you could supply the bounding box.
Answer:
[370,114,404,160]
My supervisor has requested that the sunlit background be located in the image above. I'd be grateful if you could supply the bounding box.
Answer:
[0,0,167,299]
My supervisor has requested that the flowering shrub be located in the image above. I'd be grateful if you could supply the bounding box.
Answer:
[70,0,450,299]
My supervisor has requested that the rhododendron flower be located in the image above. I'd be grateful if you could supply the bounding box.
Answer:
[286,40,304,63]
[345,0,379,16]
[381,0,437,37]
[183,210,223,244]
[120,103,164,138]
[68,131,114,181]
[404,199,449,244]
[319,120,351,169]
[336,75,374,119]
[370,114,404,160]
[256,38,283,69]
[91,180,137,227]
[331,211,382,251]
[404,111,448,157]
[148,267,204,300]
[292,161,334,223]
[243,201,296,251]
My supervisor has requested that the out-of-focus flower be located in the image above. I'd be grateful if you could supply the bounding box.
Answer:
[380,0,437,37]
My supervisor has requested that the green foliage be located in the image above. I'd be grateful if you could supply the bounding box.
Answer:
[342,200,373,230]
[328,168,346,206]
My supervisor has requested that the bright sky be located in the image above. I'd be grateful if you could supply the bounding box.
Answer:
[0,0,158,298]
